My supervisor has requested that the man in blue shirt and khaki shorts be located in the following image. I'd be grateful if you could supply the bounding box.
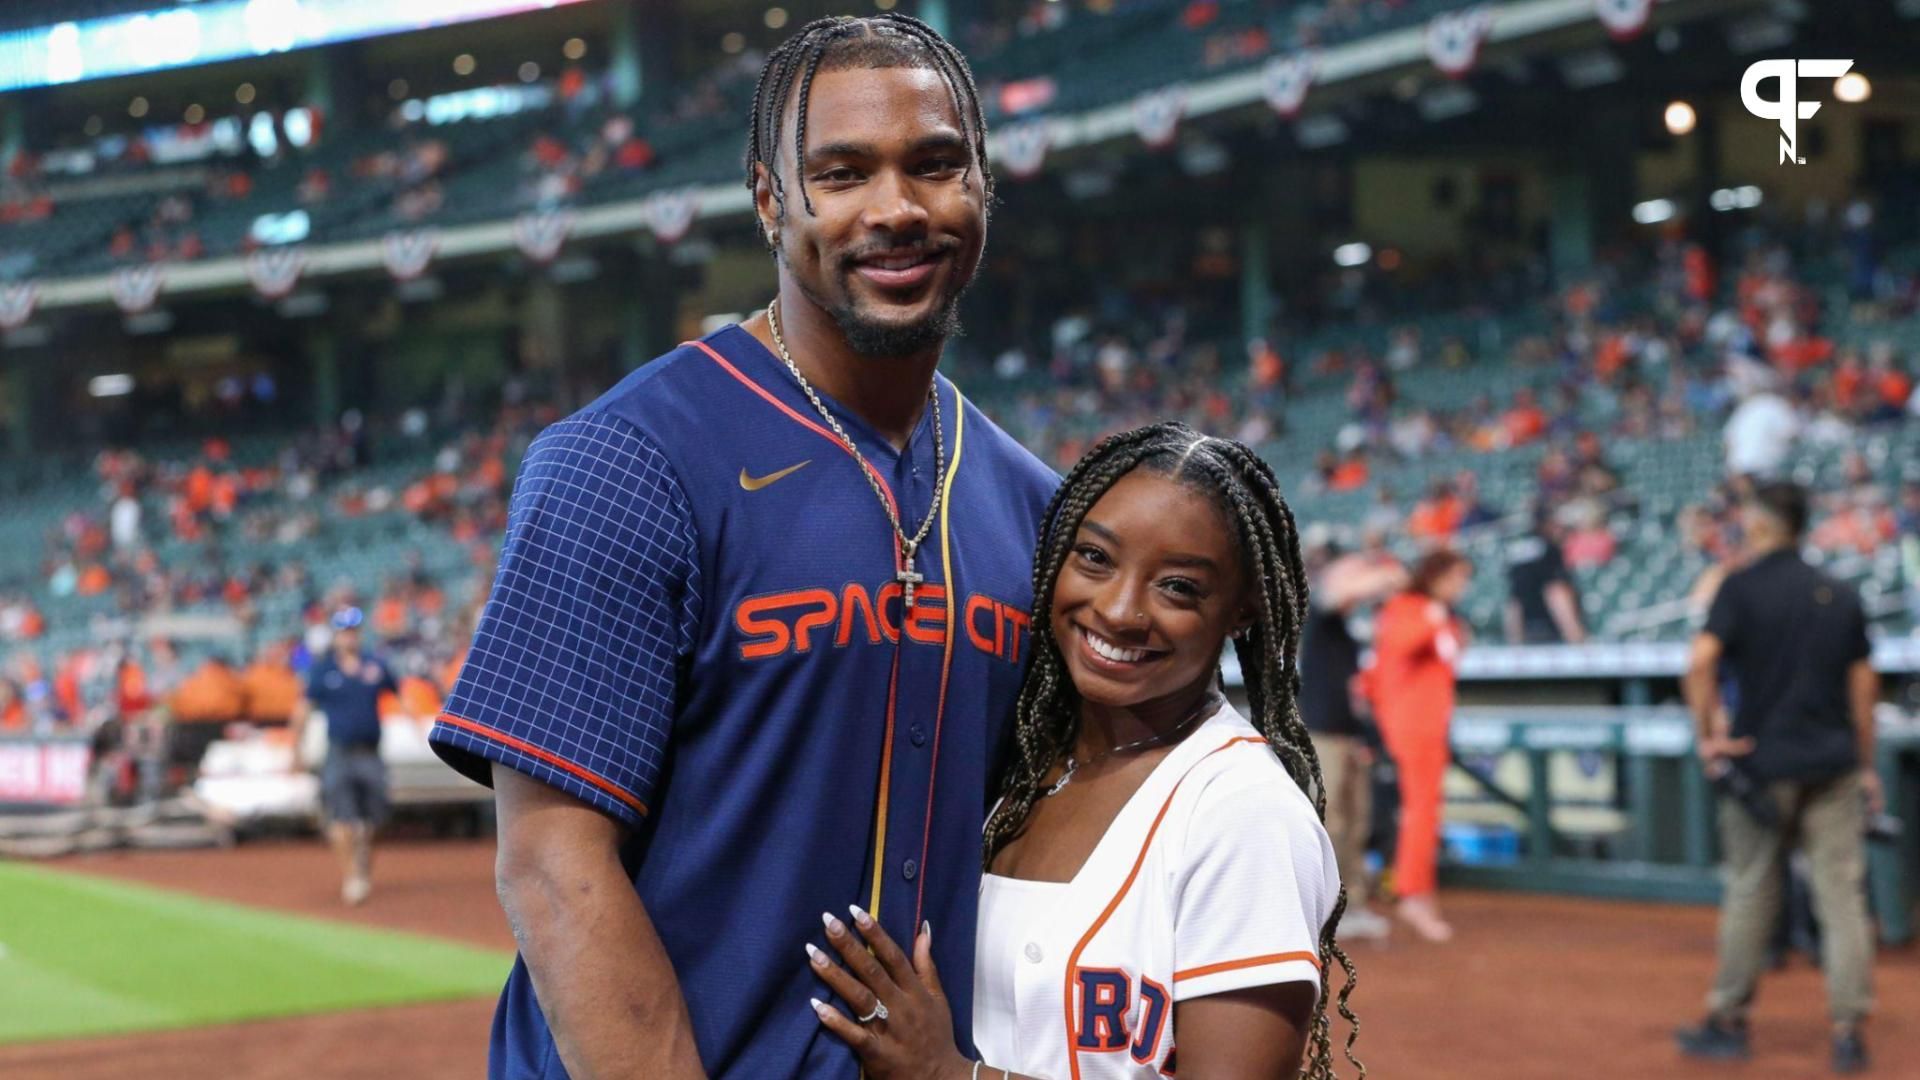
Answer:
[293,606,400,906]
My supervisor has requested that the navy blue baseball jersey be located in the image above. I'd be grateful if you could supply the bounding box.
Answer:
[429,323,1057,1079]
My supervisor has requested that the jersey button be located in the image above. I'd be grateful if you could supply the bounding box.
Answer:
[909,724,926,747]
[902,858,919,881]
[1024,942,1044,964]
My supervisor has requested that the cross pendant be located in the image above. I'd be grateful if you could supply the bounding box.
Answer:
[898,564,924,608]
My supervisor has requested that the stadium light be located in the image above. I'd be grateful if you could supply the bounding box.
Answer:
[1333,242,1373,268]
[129,96,149,118]
[765,7,789,29]
[875,0,897,9]
[453,53,476,76]
[1663,100,1696,136]
[564,37,587,60]
[389,78,409,101]
[1709,186,1763,212]
[84,115,102,136]
[185,104,205,124]
[722,32,745,54]
[88,375,135,398]
[519,61,540,83]
[1632,198,1676,225]
[235,82,255,104]
[1835,72,1871,103]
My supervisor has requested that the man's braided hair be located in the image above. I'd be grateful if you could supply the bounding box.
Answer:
[744,13,994,226]
[982,421,1363,1078]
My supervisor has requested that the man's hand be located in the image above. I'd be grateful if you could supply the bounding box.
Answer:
[1695,732,1755,766]
[1860,769,1885,816]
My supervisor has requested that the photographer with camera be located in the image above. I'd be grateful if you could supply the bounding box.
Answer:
[1675,481,1880,1074]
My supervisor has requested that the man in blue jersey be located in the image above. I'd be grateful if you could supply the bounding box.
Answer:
[428,14,1056,1079]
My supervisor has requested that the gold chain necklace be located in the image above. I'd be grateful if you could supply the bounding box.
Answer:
[766,298,946,608]
[1041,690,1223,798]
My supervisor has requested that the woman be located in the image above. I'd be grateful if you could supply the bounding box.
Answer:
[805,423,1359,1079]
[1368,549,1473,943]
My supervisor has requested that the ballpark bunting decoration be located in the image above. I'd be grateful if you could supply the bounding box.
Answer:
[110,264,165,314]
[1260,51,1319,119]
[514,208,574,264]
[0,281,37,330]
[245,245,307,301]
[381,228,439,282]
[1594,0,1655,42]
[1132,86,1186,150]
[997,121,1051,181]
[642,189,700,245]
[1427,5,1497,79]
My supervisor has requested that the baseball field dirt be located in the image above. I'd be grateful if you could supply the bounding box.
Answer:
[1,839,1912,1078]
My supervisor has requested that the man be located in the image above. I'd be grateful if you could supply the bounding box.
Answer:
[1676,482,1879,1073]
[1503,509,1586,644]
[1299,536,1406,941]
[427,14,1055,1079]
[291,607,398,906]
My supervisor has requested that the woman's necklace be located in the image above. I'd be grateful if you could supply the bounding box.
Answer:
[1040,690,1223,799]
[767,298,946,608]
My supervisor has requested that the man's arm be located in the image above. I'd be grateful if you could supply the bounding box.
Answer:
[494,766,706,1080]
[288,697,311,770]
[1849,659,1881,813]
[1544,581,1587,644]
[1683,632,1742,761]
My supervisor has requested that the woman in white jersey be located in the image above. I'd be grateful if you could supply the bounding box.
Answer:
[807,423,1360,1079]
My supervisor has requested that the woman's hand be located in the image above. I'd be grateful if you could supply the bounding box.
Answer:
[808,906,972,1080]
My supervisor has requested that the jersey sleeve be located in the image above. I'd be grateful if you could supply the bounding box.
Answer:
[1170,765,1335,1003]
[429,412,702,828]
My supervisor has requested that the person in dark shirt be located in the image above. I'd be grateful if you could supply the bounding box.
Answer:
[1300,538,1406,941]
[1503,511,1586,644]
[291,607,399,906]
[1676,481,1879,1073]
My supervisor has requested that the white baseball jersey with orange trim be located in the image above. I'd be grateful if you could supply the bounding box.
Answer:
[972,702,1339,1079]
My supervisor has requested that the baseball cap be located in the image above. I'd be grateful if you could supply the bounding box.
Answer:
[331,606,366,631]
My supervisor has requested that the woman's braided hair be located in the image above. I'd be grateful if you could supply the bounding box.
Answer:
[982,421,1363,1078]
[744,13,994,225]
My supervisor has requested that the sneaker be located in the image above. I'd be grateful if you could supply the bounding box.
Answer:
[1832,1027,1868,1074]
[1336,907,1392,942]
[342,876,371,906]
[1675,1015,1749,1061]
[1395,896,1454,943]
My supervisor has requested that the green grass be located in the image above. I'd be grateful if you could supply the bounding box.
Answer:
[0,861,512,1044]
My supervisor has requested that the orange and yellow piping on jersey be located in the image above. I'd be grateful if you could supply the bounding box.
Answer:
[1059,735,1269,1080]
[436,711,649,816]
[914,382,965,924]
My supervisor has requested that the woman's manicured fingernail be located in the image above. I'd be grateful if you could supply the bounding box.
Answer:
[806,943,827,967]
[810,997,827,1016]
[849,904,873,929]
[822,911,845,936]
[921,920,932,944]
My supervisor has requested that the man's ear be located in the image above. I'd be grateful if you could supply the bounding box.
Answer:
[752,162,784,252]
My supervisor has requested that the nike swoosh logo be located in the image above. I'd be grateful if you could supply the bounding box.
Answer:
[739,460,811,491]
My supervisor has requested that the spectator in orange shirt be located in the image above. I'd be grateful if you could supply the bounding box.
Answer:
[1867,344,1911,422]
[1328,450,1370,492]
[1504,388,1547,446]
[1408,480,1465,543]
[77,564,112,596]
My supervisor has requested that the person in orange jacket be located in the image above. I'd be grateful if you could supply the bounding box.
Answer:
[1369,548,1474,942]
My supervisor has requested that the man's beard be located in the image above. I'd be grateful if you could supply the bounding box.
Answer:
[829,289,965,358]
